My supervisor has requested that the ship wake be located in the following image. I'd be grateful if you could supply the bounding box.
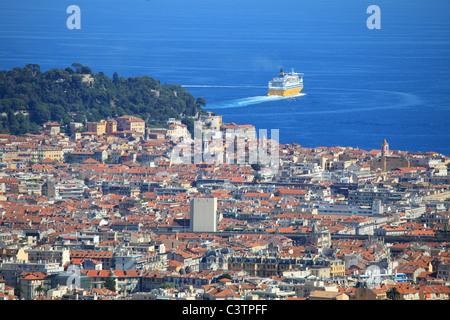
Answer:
[182,85,266,89]
[208,93,306,109]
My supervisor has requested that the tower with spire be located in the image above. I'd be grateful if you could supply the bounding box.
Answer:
[381,139,389,157]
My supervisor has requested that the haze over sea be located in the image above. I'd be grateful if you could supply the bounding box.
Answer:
[1,0,450,155]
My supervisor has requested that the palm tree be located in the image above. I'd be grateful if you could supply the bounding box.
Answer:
[35,285,45,299]
[386,287,401,300]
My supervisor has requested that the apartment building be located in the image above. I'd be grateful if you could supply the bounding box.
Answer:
[116,115,145,134]
[26,247,70,265]
[227,255,299,277]
[87,120,107,136]
[106,118,117,134]
[167,123,189,141]
[190,197,218,232]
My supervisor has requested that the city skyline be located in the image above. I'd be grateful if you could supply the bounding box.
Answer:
[0,3,449,315]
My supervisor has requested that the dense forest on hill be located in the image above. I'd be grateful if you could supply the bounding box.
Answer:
[0,63,206,135]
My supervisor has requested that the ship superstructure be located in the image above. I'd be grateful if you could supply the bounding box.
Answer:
[268,68,303,96]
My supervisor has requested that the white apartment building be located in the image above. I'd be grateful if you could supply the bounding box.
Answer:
[190,197,218,232]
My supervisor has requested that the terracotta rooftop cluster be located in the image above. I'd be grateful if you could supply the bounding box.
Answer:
[0,122,449,300]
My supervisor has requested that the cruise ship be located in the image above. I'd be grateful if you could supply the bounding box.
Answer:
[268,68,304,96]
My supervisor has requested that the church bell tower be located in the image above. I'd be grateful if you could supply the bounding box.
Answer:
[381,139,389,157]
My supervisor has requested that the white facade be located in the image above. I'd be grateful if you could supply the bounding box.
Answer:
[314,200,384,216]
[167,123,189,142]
[190,197,217,232]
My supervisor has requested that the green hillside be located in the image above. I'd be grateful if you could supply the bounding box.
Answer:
[0,63,206,135]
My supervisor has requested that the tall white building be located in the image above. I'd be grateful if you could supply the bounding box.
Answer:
[190,197,217,232]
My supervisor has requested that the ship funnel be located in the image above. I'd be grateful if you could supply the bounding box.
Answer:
[279,67,284,76]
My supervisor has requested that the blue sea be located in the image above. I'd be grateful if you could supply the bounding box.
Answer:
[1,0,450,155]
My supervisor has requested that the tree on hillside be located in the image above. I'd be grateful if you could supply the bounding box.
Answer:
[196,97,206,107]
